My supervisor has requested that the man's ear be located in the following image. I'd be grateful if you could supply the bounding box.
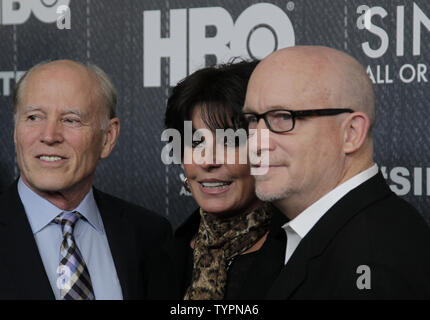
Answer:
[342,112,370,154]
[100,117,120,159]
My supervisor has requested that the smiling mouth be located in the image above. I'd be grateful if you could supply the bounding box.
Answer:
[37,155,66,162]
[199,181,232,189]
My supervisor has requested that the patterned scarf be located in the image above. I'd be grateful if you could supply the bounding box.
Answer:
[184,203,272,300]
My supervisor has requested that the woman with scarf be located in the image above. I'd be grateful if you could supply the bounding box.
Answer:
[160,60,287,300]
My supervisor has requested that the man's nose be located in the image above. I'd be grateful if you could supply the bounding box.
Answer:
[40,119,64,145]
[250,119,270,154]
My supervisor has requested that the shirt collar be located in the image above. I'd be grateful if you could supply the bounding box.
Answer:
[18,177,105,235]
[282,164,379,239]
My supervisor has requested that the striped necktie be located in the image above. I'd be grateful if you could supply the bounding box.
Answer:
[55,211,95,300]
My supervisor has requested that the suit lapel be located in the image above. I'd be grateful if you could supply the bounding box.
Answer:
[267,173,392,299]
[93,189,138,299]
[0,182,54,299]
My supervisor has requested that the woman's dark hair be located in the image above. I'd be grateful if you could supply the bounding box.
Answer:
[164,59,259,146]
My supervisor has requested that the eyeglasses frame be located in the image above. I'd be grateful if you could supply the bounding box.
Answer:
[242,108,355,133]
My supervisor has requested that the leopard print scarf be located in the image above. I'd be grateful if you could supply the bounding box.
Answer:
[184,204,272,300]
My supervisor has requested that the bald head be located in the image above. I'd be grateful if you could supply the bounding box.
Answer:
[14,59,117,128]
[248,46,375,130]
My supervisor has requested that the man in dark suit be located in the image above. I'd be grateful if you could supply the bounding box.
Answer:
[243,45,430,299]
[0,60,171,300]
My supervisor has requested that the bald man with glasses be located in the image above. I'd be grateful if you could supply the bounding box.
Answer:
[243,46,430,299]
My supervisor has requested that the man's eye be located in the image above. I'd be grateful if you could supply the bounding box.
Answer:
[272,112,291,121]
[28,115,40,121]
[63,118,80,124]
[280,113,292,120]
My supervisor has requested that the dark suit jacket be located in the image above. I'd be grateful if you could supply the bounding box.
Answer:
[146,206,287,299]
[267,173,430,300]
[0,181,172,300]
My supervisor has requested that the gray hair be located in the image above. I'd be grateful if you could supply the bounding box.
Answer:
[13,60,117,129]
[87,63,117,128]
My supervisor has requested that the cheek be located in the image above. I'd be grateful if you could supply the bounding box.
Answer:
[15,128,37,153]
[232,166,257,205]
[183,163,198,180]
[229,164,254,187]
[310,136,338,163]
[182,145,198,166]
[68,131,103,159]
[231,145,248,164]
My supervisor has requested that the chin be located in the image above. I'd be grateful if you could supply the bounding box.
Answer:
[26,177,71,193]
[255,184,289,202]
[199,200,234,215]
[200,205,229,215]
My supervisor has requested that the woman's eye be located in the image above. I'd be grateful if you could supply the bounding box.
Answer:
[223,136,244,148]
[224,135,247,148]
[224,136,234,147]
[192,139,205,148]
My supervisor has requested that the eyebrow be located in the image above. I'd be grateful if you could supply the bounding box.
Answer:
[23,106,43,113]
[63,109,83,117]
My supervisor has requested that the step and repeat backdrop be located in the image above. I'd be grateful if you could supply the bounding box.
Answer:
[0,0,429,228]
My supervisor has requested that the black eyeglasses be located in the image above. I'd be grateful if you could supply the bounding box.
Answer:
[241,108,354,133]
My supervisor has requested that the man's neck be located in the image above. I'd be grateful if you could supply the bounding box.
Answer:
[21,178,93,211]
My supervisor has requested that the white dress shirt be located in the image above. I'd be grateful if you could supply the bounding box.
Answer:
[282,164,379,265]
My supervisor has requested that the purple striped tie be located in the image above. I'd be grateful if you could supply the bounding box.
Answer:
[55,211,95,300]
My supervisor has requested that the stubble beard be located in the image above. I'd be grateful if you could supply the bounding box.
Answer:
[255,180,292,202]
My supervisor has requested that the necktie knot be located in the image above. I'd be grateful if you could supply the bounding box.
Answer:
[55,211,82,237]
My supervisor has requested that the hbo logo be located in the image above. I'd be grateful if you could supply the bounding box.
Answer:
[0,0,70,25]
[143,3,295,87]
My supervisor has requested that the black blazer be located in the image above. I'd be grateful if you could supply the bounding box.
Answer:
[0,181,172,300]
[147,206,287,299]
[267,173,430,299]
